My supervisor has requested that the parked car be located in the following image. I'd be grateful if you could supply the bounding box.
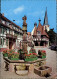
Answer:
[51,45,57,51]
[55,45,57,51]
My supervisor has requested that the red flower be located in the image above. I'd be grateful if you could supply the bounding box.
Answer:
[28,54,30,56]
[33,53,37,55]
[42,50,46,53]
[29,53,32,55]
[15,52,18,54]
[25,54,27,56]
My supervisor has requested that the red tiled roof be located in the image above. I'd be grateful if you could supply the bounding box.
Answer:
[27,32,31,35]
[42,26,49,38]
[1,13,22,30]
[27,32,31,38]
[37,22,43,34]
[33,22,49,38]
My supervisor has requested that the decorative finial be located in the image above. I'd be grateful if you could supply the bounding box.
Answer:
[38,18,41,23]
[34,22,37,26]
[22,15,27,20]
[22,15,27,25]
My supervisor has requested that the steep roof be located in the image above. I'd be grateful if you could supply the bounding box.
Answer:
[37,22,49,38]
[37,22,43,34]
[31,26,36,35]
[42,26,49,38]
[0,13,22,30]
[27,32,31,36]
[43,7,48,25]
[33,26,37,35]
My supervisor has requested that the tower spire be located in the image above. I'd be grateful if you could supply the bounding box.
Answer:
[43,7,48,25]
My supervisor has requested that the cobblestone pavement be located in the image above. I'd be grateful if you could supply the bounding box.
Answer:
[0,47,57,79]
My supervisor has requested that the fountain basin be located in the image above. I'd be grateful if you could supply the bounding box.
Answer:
[3,57,46,74]
[16,70,28,75]
[34,66,52,77]
[15,64,26,70]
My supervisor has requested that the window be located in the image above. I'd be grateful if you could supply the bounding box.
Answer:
[1,27,4,34]
[7,29,9,34]
[3,28,5,34]
[4,28,7,34]
[6,39,8,46]
[3,38,4,45]
[6,22,10,26]
[1,19,6,24]
[0,38,2,45]
[10,30,12,34]
[13,25,15,29]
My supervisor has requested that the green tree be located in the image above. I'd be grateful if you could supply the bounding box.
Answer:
[47,29,56,45]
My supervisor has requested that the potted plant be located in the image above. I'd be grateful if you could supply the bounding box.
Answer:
[38,50,46,59]
[41,50,46,58]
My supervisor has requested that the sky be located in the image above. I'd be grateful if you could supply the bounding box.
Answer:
[1,0,56,32]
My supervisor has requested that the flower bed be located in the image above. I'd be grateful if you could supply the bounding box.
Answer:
[38,50,46,59]
[25,48,38,61]
[25,57,38,61]
[3,53,8,57]
[3,49,8,57]
[3,49,19,60]
[8,57,19,60]
[42,56,46,59]
[29,48,36,53]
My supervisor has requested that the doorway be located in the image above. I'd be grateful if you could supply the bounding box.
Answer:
[35,41,38,46]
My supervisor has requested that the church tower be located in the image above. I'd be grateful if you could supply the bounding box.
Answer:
[43,7,49,32]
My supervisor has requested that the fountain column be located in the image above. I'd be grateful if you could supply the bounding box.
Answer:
[22,16,27,53]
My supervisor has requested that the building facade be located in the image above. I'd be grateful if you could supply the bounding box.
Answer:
[31,8,49,46]
[0,13,23,50]
[31,19,49,46]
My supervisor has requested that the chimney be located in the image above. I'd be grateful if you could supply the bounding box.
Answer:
[2,13,4,16]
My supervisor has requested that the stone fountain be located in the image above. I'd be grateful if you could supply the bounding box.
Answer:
[3,16,49,76]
